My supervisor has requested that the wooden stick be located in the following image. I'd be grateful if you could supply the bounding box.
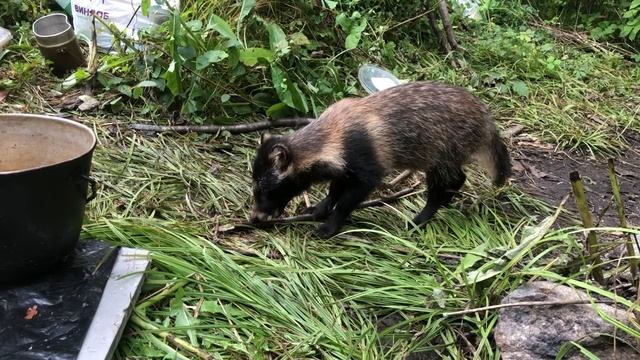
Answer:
[443,299,617,317]
[129,118,313,135]
[427,10,450,54]
[503,124,525,138]
[608,159,639,281]
[221,185,422,233]
[383,170,413,189]
[438,0,459,50]
[570,171,605,285]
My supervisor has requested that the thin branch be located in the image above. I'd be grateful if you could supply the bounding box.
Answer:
[385,8,436,33]
[382,170,414,189]
[438,0,459,50]
[443,299,618,317]
[503,124,525,138]
[129,118,313,135]
[427,11,450,53]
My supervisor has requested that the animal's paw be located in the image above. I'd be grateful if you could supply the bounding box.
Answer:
[301,205,316,215]
[315,223,338,239]
[302,204,331,220]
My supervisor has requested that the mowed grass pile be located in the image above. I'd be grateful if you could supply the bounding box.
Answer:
[79,122,639,359]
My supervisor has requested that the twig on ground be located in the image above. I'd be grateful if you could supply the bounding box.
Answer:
[503,124,525,138]
[443,299,617,317]
[382,170,414,189]
[129,118,313,135]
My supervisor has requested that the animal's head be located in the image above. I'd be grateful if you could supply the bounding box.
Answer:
[250,133,306,223]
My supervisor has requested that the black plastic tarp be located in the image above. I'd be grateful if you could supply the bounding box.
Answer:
[0,240,119,360]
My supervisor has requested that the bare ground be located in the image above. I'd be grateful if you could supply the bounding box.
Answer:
[510,131,640,228]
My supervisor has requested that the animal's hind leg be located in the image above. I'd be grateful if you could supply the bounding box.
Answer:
[412,166,466,226]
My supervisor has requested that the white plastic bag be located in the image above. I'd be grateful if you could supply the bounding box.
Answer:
[454,0,481,20]
[71,0,178,50]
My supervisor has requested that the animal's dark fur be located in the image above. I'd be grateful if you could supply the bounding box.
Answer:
[250,81,512,238]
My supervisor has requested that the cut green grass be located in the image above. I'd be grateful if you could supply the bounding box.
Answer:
[2,3,640,358]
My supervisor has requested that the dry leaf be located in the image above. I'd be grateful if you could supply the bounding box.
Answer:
[0,90,7,103]
[25,305,38,320]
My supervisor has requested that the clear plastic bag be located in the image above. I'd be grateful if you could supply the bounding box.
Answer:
[0,27,12,51]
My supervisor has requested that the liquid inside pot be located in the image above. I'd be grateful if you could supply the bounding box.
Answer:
[0,115,95,173]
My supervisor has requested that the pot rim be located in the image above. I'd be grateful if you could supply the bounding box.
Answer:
[0,113,97,175]
[32,13,72,39]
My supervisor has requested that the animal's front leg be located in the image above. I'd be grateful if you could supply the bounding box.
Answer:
[303,178,347,220]
[316,178,377,239]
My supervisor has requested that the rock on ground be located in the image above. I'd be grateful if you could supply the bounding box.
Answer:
[494,281,639,360]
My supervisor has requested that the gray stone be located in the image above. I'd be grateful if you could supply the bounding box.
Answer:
[494,281,639,360]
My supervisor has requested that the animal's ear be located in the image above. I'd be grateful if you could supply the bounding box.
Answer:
[269,143,290,170]
[260,132,272,144]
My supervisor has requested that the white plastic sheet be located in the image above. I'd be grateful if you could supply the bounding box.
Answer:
[71,0,178,49]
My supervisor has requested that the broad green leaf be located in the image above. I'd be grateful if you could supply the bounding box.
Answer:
[266,22,289,55]
[289,32,310,46]
[175,307,198,346]
[335,13,351,31]
[345,18,367,49]
[185,20,203,32]
[630,24,640,41]
[163,61,181,95]
[511,80,529,97]
[134,80,158,88]
[196,50,229,70]
[220,94,231,103]
[207,15,240,47]
[238,0,256,22]
[633,0,640,8]
[62,69,90,89]
[132,87,143,99]
[266,102,289,118]
[117,84,132,97]
[238,47,274,66]
[324,0,337,9]
[456,244,488,273]
[271,64,309,113]
[236,0,256,39]
[431,288,447,308]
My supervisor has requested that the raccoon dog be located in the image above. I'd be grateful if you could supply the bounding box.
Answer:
[250,81,511,238]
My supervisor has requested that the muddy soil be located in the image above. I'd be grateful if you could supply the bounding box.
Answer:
[510,131,640,227]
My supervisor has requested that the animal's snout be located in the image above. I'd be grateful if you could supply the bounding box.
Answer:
[250,207,283,223]
[250,209,270,223]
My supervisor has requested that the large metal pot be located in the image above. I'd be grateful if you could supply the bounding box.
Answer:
[0,114,97,284]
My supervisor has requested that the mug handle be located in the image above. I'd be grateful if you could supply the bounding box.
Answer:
[81,175,98,202]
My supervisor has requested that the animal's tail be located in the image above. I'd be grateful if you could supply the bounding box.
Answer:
[488,130,512,186]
